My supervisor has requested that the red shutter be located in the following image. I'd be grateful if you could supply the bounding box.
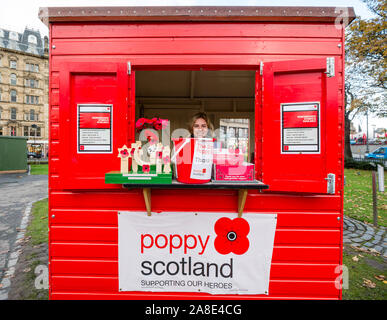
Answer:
[58,62,133,189]
[258,58,340,194]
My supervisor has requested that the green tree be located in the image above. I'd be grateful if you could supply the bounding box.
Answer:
[344,0,386,159]
[346,0,386,90]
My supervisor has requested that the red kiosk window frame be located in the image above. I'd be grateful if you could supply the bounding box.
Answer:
[131,63,261,181]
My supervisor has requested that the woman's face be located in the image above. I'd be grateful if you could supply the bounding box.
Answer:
[193,118,208,138]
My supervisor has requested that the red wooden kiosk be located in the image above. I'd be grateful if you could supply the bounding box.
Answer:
[40,6,356,300]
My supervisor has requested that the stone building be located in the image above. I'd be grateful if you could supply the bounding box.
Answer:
[0,27,49,155]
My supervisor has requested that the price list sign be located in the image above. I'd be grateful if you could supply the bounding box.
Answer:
[281,102,320,154]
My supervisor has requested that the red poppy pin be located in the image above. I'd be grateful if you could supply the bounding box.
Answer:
[214,217,250,255]
[120,149,129,158]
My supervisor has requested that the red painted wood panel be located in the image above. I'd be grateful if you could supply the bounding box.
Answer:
[50,243,118,258]
[51,89,59,105]
[51,72,59,88]
[50,292,337,300]
[272,246,340,263]
[50,275,338,298]
[49,209,340,228]
[51,259,118,275]
[49,191,342,211]
[49,141,60,157]
[50,106,59,122]
[50,55,344,71]
[52,23,342,39]
[51,38,341,56]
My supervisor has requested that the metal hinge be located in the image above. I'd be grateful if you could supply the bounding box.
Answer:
[325,57,335,77]
[325,173,336,194]
[127,62,131,75]
[260,61,264,75]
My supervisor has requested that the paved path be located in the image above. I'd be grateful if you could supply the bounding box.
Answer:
[0,173,48,300]
[343,216,387,257]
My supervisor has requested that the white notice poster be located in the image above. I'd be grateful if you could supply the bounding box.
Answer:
[118,212,277,295]
[281,102,320,154]
[77,104,113,153]
[190,139,213,180]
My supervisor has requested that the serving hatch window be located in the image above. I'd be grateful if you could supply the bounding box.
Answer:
[135,70,255,163]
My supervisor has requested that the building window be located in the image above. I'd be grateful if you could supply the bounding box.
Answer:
[24,113,29,121]
[36,126,41,137]
[24,126,29,136]
[30,109,35,121]
[28,35,37,45]
[10,90,17,102]
[0,126,2,136]
[10,107,16,120]
[9,31,18,41]
[26,95,39,104]
[10,73,17,85]
[26,63,39,72]
[26,79,38,88]
[10,60,17,69]
[10,126,16,136]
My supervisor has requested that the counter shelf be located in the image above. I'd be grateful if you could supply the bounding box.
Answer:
[122,178,269,217]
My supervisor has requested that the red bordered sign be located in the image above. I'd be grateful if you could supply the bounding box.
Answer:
[77,104,113,153]
[280,102,320,154]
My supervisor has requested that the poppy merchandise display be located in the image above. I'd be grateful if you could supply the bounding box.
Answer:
[42,6,355,300]
[105,117,173,184]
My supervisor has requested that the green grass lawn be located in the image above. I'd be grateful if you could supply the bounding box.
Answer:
[19,198,49,300]
[27,198,48,245]
[29,164,48,175]
[342,245,387,300]
[344,169,387,227]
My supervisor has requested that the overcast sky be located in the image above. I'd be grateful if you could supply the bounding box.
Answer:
[1,0,384,132]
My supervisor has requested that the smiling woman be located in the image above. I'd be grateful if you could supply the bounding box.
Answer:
[189,112,213,138]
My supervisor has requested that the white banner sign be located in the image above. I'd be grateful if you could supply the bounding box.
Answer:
[118,212,277,295]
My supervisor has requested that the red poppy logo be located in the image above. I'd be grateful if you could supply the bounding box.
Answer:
[214,217,250,255]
